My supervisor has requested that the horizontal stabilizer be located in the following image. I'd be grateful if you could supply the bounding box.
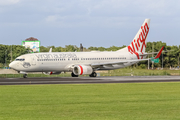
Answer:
[139,52,159,56]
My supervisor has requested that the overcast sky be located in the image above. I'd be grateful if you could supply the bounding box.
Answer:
[0,0,180,48]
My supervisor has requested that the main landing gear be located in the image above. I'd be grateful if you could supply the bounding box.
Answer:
[23,74,28,78]
[89,72,97,77]
[71,72,97,77]
[71,72,79,77]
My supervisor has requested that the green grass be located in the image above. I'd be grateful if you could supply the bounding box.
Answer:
[1,83,180,120]
[1,68,180,78]
[0,68,178,78]
[105,68,173,76]
[0,73,72,78]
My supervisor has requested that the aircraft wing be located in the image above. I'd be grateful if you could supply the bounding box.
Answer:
[91,46,164,67]
[91,59,149,67]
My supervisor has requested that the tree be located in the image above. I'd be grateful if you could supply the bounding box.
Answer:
[1,41,180,68]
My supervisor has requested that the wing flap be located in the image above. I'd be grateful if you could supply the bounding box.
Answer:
[139,46,164,56]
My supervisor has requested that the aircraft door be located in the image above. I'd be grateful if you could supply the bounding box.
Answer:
[31,55,36,65]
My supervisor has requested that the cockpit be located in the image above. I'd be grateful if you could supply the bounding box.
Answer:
[15,58,25,61]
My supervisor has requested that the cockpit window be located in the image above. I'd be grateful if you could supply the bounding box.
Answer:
[15,59,25,61]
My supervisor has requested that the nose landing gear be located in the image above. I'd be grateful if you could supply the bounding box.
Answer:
[23,74,28,78]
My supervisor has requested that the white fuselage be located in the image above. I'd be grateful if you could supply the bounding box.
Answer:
[9,50,140,73]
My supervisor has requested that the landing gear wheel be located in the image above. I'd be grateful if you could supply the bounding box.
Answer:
[23,74,28,78]
[89,72,97,77]
[71,72,79,77]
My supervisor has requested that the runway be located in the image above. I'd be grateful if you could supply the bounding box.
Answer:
[1,76,180,85]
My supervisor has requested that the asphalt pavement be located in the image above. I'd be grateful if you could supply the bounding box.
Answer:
[1,76,180,85]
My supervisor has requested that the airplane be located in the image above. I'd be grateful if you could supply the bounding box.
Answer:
[9,19,164,78]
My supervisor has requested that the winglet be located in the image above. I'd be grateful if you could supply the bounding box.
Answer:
[154,46,164,59]
[49,48,52,52]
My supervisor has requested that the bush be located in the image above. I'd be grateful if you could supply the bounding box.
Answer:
[140,64,146,69]
[0,63,5,68]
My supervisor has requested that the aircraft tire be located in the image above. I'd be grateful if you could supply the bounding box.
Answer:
[89,72,97,77]
[71,72,78,77]
[23,74,28,78]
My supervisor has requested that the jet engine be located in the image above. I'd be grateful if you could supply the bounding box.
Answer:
[73,65,93,75]
[43,72,61,75]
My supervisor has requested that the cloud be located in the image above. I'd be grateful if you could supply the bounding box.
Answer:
[1,0,180,47]
[44,14,131,29]
[0,0,20,5]
[46,15,58,22]
[1,0,180,29]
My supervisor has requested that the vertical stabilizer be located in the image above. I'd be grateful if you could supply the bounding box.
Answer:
[117,19,150,59]
[128,19,150,53]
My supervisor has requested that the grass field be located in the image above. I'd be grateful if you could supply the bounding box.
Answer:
[1,82,180,120]
[1,68,179,78]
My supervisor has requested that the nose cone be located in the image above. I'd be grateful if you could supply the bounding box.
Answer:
[9,62,15,69]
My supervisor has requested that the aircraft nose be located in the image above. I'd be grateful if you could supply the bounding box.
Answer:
[9,62,15,69]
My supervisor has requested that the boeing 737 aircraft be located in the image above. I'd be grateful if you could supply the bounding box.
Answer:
[9,19,164,78]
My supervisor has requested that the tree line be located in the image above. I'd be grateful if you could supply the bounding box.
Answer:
[0,41,179,68]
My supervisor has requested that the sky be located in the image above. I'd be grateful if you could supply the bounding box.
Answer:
[0,0,180,48]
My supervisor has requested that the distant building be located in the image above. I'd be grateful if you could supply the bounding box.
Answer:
[25,37,39,41]
[22,37,40,53]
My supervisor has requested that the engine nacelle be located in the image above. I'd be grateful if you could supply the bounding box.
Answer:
[43,72,61,75]
[73,65,93,75]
